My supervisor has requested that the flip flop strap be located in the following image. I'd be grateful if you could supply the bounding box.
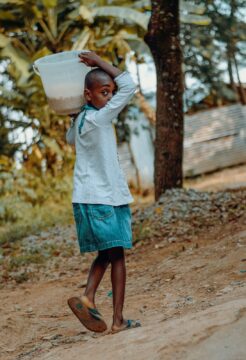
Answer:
[127,319,141,328]
[89,307,101,316]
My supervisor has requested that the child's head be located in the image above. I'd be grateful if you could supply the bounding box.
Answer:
[84,69,116,109]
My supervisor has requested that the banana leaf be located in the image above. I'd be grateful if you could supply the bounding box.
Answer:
[180,14,211,25]
[31,47,52,62]
[0,0,24,4]
[94,36,113,47]
[72,27,91,50]
[79,5,94,23]
[0,11,16,20]
[42,0,57,8]
[0,33,9,47]
[0,43,30,86]
[42,136,63,156]
[0,85,26,102]
[180,1,206,15]
[92,6,149,30]
[31,5,43,19]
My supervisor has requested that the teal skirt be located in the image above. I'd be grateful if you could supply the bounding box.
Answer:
[72,203,133,253]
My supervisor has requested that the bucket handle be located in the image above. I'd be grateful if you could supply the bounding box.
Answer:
[33,64,40,76]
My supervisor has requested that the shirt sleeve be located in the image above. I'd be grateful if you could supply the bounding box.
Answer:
[88,71,137,128]
[66,118,76,145]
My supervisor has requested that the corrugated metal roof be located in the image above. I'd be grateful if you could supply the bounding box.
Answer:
[183,104,246,176]
[118,104,246,186]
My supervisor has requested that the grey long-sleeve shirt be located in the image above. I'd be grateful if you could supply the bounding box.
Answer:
[66,71,136,205]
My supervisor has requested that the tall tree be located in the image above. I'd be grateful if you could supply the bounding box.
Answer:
[209,0,246,104]
[145,1,184,200]
[183,0,246,106]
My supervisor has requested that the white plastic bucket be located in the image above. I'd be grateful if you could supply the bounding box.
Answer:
[33,50,90,115]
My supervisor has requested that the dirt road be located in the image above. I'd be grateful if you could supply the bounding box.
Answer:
[1,212,245,360]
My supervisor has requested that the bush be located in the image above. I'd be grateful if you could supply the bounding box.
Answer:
[0,168,73,244]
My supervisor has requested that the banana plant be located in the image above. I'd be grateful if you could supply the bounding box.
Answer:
[0,0,210,173]
[0,0,211,86]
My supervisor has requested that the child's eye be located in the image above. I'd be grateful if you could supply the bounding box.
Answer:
[102,90,108,96]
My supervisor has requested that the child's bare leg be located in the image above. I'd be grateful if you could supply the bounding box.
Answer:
[84,249,109,307]
[108,247,126,328]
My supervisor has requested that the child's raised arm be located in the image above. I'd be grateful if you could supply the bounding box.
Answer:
[92,72,136,126]
[79,52,121,79]
[78,51,136,129]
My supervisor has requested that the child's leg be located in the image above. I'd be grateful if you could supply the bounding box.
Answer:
[84,249,110,307]
[107,247,126,327]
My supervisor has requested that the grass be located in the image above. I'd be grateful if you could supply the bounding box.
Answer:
[0,177,154,283]
[0,197,74,245]
[132,220,152,243]
[0,195,76,283]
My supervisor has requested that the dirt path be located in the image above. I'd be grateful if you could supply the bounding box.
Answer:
[1,214,246,360]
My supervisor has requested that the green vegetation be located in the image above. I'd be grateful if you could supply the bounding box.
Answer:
[0,1,245,241]
[0,161,73,244]
[132,220,152,243]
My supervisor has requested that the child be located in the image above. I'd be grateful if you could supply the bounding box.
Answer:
[66,51,141,334]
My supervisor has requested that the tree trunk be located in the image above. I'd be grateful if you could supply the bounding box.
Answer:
[144,0,184,201]
[127,142,141,192]
[233,54,246,105]
[227,46,239,101]
[228,55,234,86]
[226,0,239,103]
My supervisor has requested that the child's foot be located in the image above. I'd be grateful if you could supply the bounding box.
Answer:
[111,319,141,334]
[81,295,96,312]
[67,296,107,333]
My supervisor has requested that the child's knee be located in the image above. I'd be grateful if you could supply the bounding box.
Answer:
[97,249,110,263]
[107,247,124,263]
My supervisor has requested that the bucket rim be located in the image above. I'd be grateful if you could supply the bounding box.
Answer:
[34,50,90,67]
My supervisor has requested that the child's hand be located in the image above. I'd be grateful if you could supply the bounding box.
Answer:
[79,51,121,78]
[79,51,102,67]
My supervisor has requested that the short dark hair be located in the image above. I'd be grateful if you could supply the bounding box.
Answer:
[85,68,113,90]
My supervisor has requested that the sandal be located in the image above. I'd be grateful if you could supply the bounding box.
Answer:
[111,319,141,334]
[67,296,107,333]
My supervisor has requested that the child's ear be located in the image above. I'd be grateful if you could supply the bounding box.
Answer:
[84,88,91,101]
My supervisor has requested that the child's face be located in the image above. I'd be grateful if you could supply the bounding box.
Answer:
[84,78,116,109]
